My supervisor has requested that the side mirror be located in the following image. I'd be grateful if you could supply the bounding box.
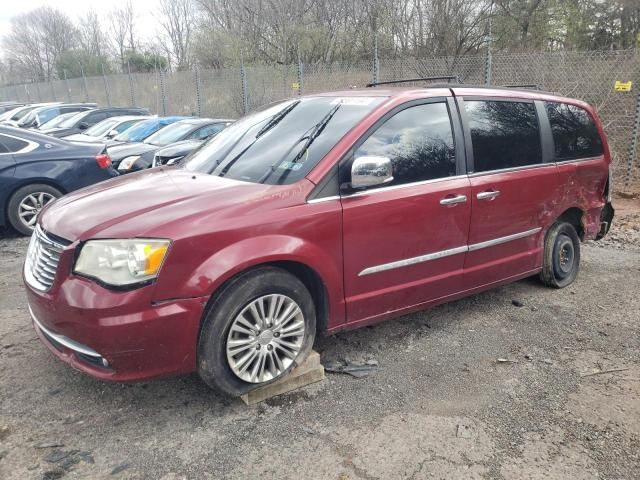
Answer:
[351,156,393,189]
[106,130,118,138]
[78,122,90,130]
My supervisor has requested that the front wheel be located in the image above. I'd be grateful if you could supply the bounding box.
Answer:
[7,184,62,236]
[540,222,581,288]
[197,267,316,396]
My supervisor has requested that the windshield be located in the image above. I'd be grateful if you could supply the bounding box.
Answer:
[144,122,196,146]
[85,118,119,136]
[34,108,62,126]
[114,118,164,142]
[58,111,87,128]
[39,112,77,130]
[184,96,385,185]
[10,106,37,121]
[18,109,40,126]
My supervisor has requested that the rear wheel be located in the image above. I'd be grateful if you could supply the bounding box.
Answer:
[197,267,316,396]
[540,222,581,288]
[7,184,62,236]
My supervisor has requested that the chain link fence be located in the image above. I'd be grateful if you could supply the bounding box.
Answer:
[1,49,639,192]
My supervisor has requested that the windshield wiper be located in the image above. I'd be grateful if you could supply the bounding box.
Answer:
[256,103,342,184]
[256,100,301,139]
[290,103,341,163]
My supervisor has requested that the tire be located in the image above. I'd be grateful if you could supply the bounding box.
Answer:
[539,222,581,288]
[197,266,316,396]
[7,184,62,236]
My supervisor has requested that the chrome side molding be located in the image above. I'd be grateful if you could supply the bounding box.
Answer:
[358,227,542,276]
[467,227,541,252]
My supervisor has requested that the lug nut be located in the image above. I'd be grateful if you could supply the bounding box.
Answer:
[274,332,280,338]
[267,345,273,351]
[256,345,261,350]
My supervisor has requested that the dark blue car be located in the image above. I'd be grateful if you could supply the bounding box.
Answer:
[0,126,118,235]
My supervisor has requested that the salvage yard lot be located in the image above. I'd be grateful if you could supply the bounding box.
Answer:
[1,198,639,480]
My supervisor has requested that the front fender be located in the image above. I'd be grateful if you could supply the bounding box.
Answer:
[153,234,346,328]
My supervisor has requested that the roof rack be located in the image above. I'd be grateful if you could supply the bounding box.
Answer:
[501,84,541,90]
[366,75,462,88]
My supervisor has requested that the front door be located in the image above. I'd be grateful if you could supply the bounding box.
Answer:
[340,99,471,325]
[457,97,558,289]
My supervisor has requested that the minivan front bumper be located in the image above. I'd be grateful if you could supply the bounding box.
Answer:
[25,278,208,382]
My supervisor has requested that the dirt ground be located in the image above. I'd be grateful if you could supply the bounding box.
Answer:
[1,196,639,480]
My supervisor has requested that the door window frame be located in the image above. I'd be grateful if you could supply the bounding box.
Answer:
[307,97,467,202]
[455,96,554,176]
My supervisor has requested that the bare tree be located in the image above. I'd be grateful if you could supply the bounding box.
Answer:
[78,12,108,58]
[3,7,77,82]
[110,0,137,70]
[157,0,196,70]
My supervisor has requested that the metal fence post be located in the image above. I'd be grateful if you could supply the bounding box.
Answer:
[81,67,89,102]
[101,64,111,106]
[297,54,304,96]
[49,81,56,101]
[372,31,380,85]
[484,17,493,85]
[24,85,31,103]
[159,68,168,115]
[240,55,249,115]
[625,90,640,189]
[63,69,71,102]
[127,61,135,107]
[194,65,202,116]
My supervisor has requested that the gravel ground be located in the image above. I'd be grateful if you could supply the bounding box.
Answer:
[1,197,639,480]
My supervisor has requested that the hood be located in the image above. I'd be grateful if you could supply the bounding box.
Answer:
[40,168,309,241]
[107,142,157,163]
[156,139,203,158]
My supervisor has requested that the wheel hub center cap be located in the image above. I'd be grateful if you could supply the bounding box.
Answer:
[258,329,274,345]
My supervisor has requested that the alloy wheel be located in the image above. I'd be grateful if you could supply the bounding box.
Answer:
[18,192,56,229]
[226,294,306,384]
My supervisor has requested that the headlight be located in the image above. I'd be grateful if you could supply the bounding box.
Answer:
[118,155,141,171]
[166,156,184,165]
[74,239,170,288]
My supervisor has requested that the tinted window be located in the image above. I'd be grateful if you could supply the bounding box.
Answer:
[545,102,603,160]
[352,102,456,187]
[0,134,29,153]
[115,119,141,133]
[185,96,385,185]
[84,112,108,125]
[189,123,226,140]
[465,100,542,172]
[37,108,61,125]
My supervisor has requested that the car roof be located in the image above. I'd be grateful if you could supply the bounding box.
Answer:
[0,125,65,144]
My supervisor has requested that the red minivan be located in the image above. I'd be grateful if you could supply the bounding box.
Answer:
[24,85,614,396]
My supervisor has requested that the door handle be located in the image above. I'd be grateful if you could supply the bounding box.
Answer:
[477,190,501,201]
[440,194,468,206]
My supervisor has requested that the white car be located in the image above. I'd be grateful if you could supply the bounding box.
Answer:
[63,116,150,143]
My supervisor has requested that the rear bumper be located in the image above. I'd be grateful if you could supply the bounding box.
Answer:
[595,202,614,240]
[25,278,208,382]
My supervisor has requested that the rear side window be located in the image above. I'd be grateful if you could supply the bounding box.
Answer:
[353,102,456,186]
[545,102,603,160]
[0,134,29,153]
[465,100,542,172]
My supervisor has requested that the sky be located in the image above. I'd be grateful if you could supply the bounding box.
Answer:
[0,0,159,44]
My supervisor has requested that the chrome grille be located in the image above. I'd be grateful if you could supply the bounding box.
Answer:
[24,225,68,291]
